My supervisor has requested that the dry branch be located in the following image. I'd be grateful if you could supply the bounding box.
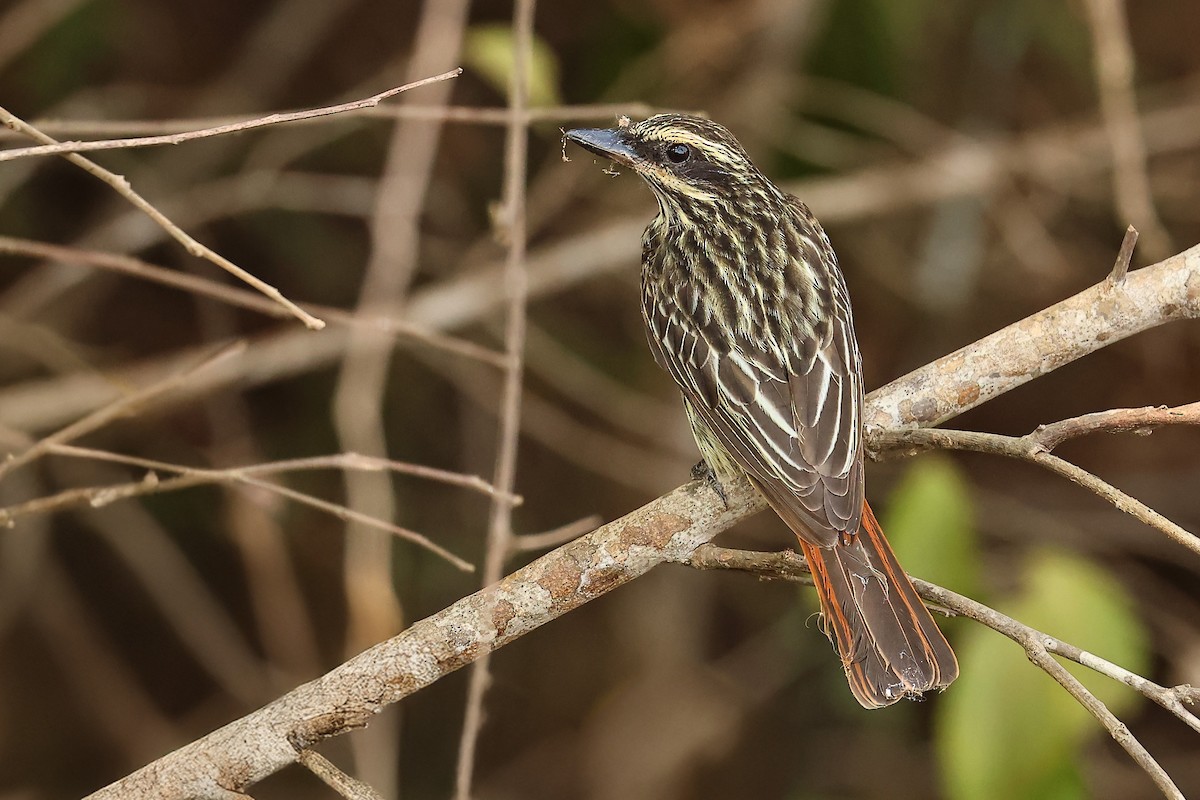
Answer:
[298,750,386,800]
[454,1,536,795]
[7,108,1200,433]
[0,102,666,140]
[0,108,324,329]
[685,546,1189,800]
[0,70,462,163]
[1032,401,1200,450]
[863,242,1200,430]
[1082,0,1172,260]
[0,235,510,368]
[0,342,244,482]
[85,477,765,799]
[0,446,497,571]
[85,241,1200,798]
[872,425,1200,560]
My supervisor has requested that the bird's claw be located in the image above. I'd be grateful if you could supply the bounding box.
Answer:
[691,459,729,508]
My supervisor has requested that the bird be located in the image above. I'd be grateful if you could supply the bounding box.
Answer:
[564,114,958,708]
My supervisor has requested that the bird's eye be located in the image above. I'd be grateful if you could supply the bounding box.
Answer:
[665,143,692,163]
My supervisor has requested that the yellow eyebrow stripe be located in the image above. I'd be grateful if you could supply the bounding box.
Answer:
[641,129,735,164]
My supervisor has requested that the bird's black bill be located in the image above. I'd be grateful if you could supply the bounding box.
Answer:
[564,127,638,166]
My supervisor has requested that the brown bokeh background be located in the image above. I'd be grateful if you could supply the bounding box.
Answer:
[1,0,1199,798]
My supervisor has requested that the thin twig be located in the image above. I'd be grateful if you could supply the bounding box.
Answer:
[0,107,324,329]
[0,341,245,483]
[0,70,462,162]
[1031,401,1200,450]
[687,544,816,587]
[912,578,1188,800]
[871,426,1200,559]
[5,102,666,141]
[454,2,535,796]
[510,514,604,553]
[687,546,1191,800]
[1027,652,1183,800]
[1,445,476,572]
[50,445,521,504]
[1109,224,1139,285]
[1045,637,1200,735]
[1081,0,1172,261]
[0,235,510,368]
[297,751,386,800]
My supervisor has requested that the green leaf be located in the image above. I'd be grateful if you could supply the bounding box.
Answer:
[935,549,1150,800]
[883,456,981,598]
[464,25,561,108]
[1011,549,1150,714]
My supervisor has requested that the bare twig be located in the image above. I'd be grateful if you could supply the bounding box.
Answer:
[455,2,536,796]
[871,426,1200,559]
[1109,224,1139,284]
[8,78,1200,213]
[49,445,520,503]
[1082,0,1173,260]
[916,580,1189,800]
[5,102,666,141]
[83,476,767,800]
[0,108,324,329]
[0,70,462,163]
[0,341,245,482]
[79,227,1200,796]
[297,751,386,800]
[686,547,1191,800]
[686,544,813,587]
[1025,651,1183,800]
[2,446,478,572]
[511,515,604,553]
[1044,637,1200,736]
[1032,401,1200,450]
[0,236,509,368]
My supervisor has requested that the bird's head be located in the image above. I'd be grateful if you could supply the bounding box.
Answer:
[565,114,775,210]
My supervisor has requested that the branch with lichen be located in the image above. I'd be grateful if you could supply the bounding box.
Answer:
[83,239,1200,799]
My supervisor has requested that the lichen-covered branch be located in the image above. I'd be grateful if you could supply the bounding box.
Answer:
[84,477,766,799]
[86,246,1200,797]
[864,243,1200,430]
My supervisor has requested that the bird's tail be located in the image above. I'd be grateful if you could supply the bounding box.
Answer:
[798,500,958,708]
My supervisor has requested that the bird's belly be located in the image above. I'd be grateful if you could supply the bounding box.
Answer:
[683,397,746,481]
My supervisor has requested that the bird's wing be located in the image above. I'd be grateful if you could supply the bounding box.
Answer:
[642,240,863,547]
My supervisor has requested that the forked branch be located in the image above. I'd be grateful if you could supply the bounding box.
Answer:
[85,242,1200,799]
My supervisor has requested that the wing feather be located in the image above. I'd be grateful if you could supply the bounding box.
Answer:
[643,263,864,546]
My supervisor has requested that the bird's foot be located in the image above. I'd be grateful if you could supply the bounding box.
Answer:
[691,459,729,508]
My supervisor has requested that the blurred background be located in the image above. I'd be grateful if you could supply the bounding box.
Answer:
[1,0,1199,798]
